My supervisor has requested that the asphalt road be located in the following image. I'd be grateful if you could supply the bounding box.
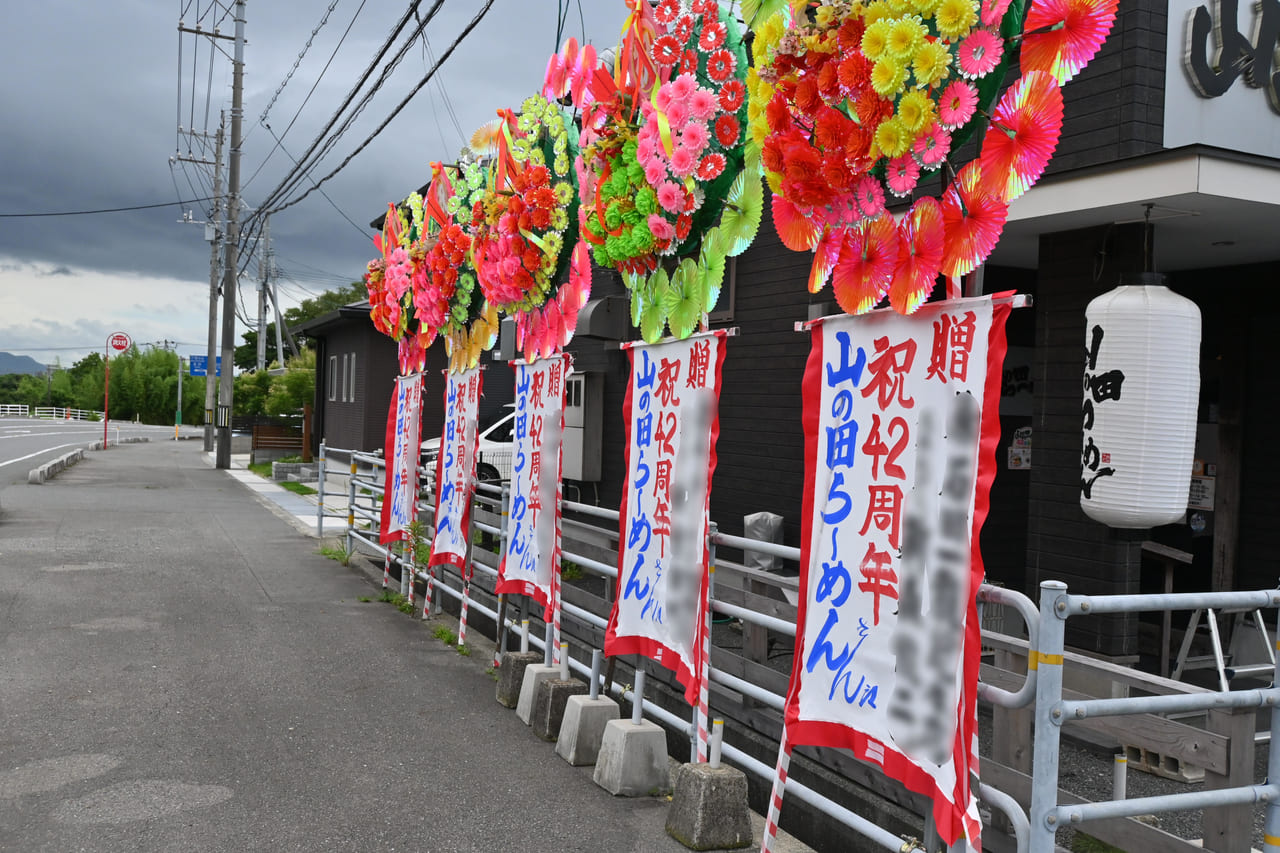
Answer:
[0,441,698,852]
[0,418,199,486]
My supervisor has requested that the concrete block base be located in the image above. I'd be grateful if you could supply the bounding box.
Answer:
[555,694,620,766]
[665,762,752,850]
[531,678,588,741]
[515,663,559,725]
[495,651,541,708]
[592,718,670,797]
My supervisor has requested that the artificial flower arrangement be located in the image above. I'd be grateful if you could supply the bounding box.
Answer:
[571,0,763,343]
[746,0,1117,314]
[364,192,443,374]
[435,153,499,374]
[468,95,591,363]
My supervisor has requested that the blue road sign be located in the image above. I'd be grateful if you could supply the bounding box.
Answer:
[189,355,222,377]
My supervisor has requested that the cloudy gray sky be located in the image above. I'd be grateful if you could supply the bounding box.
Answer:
[0,0,623,366]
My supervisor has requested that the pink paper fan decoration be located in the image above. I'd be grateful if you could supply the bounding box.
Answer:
[1022,0,1119,84]
[939,80,979,130]
[980,0,1015,26]
[913,123,952,168]
[978,70,1064,202]
[957,29,1004,79]
[889,197,945,315]
[853,174,887,218]
[559,242,592,347]
[832,214,900,315]
[886,155,921,198]
[772,194,822,251]
[941,161,1009,279]
[808,227,843,294]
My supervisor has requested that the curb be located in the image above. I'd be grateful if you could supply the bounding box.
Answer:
[27,437,151,484]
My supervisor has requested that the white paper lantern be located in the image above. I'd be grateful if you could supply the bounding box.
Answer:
[1079,274,1201,528]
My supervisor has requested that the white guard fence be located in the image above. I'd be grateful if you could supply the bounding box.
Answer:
[30,406,104,421]
[315,442,1279,853]
[0,404,30,417]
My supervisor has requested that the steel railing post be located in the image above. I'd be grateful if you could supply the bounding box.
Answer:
[1266,608,1280,853]
[1029,580,1068,853]
[347,456,357,554]
[316,441,326,537]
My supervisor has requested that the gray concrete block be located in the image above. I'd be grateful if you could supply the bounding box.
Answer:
[665,762,752,850]
[515,664,559,725]
[495,651,542,708]
[28,468,45,484]
[531,678,588,741]
[592,718,670,797]
[555,694,620,766]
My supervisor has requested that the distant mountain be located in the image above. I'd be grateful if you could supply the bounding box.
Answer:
[0,352,46,375]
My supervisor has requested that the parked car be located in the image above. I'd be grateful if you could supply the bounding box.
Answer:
[420,408,514,486]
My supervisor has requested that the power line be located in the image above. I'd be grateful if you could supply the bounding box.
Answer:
[0,198,214,218]
[259,0,344,125]
[262,124,369,239]
[268,0,496,217]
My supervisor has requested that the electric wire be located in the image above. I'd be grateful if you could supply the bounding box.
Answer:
[262,125,369,240]
[0,198,215,218]
[266,0,496,218]
[259,0,344,125]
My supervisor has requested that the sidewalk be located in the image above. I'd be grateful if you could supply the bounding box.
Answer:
[0,440,812,853]
[209,450,354,539]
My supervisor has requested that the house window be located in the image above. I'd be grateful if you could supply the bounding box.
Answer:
[709,256,736,323]
[341,354,349,402]
[328,356,337,402]
[347,352,357,403]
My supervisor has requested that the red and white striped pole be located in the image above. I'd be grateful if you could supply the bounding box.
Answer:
[761,725,793,853]
[458,579,470,646]
[551,561,562,666]
[382,550,391,589]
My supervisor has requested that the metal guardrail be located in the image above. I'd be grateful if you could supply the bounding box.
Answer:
[323,443,1276,853]
[0,404,30,417]
[31,406,103,420]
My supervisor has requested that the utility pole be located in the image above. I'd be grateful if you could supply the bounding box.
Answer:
[256,214,269,371]
[176,355,184,440]
[204,115,224,452]
[215,0,246,470]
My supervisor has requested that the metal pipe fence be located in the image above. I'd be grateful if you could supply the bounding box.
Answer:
[0,404,31,417]
[323,442,1275,853]
[31,406,103,420]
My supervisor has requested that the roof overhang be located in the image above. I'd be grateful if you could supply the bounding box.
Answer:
[988,147,1280,271]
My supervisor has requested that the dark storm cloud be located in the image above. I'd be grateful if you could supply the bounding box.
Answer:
[0,0,625,289]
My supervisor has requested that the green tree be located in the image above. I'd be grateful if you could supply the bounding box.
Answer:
[233,369,274,417]
[235,281,366,370]
[264,349,316,417]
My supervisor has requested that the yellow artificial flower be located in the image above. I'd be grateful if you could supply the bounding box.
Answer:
[935,0,978,39]
[885,0,911,15]
[815,4,837,26]
[754,12,786,64]
[896,89,935,132]
[874,117,912,158]
[912,39,952,88]
[886,17,926,58]
[862,20,893,61]
[863,2,894,24]
[870,56,909,97]
[765,168,782,196]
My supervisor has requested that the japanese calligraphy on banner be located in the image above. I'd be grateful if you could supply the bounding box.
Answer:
[606,331,727,704]
[788,296,1011,848]
[497,354,569,616]
[380,372,424,544]
[430,366,483,571]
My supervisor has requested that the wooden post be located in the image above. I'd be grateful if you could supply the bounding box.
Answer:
[992,647,1034,775]
[1212,319,1244,596]
[1200,706,1255,852]
[301,402,313,463]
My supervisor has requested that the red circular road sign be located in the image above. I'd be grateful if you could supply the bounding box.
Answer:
[107,332,131,352]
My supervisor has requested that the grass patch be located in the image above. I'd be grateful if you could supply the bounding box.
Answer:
[379,590,415,615]
[1071,834,1125,853]
[318,541,354,566]
[484,665,499,681]
[248,461,272,478]
[280,481,317,496]
[432,625,458,645]
[357,596,372,603]
[456,645,472,657]
[277,454,303,463]
[561,560,584,582]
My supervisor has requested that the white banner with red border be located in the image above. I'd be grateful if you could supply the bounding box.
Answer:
[429,366,483,572]
[380,372,424,545]
[497,354,570,617]
[605,331,726,704]
[786,296,1012,848]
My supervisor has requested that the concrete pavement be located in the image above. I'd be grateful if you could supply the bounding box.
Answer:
[0,440,701,852]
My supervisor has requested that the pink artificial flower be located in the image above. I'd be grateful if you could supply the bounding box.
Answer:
[681,121,710,153]
[689,88,717,121]
[957,29,1003,79]
[644,158,668,186]
[939,80,979,129]
[670,73,696,101]
[665,99,690,127]
[649,213,676,241]
[913,123,952,168]
[636,136,657,163]
[853,174,886,218]
[654,84,674,114]
[670,145,697,176]
[886,154,921,197]
[657,181,684,213]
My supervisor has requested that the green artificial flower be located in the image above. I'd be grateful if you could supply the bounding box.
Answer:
[555,182,574,205]
[605,202,624,232]
[622,206,642,226]
[635,187,657,217]
[551,208,569,232]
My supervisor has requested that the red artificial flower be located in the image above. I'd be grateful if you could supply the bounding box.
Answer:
[761,136,787,174]
[822,152,853,193]
[719,79,745,112]
[692,0,716,15]
[856,88,892,128]
[676,212,693,242]
[838,16,866,52]
[683,188,698,212]
[522,246,542,272]
[795,77,822,115]
[813,106,850,152]
[714,114,741,147]
[699,20,726,51]
[766,91,793,133]
[837,54,871,96]
[817,60,842,103]
[706,48,736,83]
[653,34,682,69]
[655,0,680,25]
[675,15,694,43]
[696,152,726,180]
[680,49,699,75]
